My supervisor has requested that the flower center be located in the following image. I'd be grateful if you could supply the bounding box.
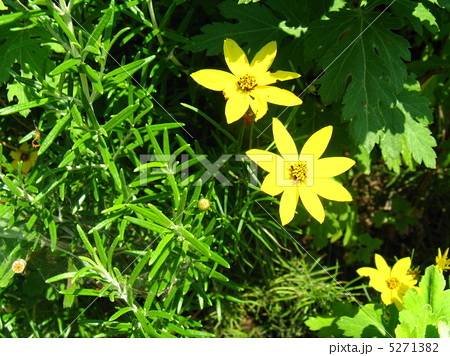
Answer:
[386,277,400,290]
[238,74,257,91]
[289,162,307,184]
[20,152,30,161]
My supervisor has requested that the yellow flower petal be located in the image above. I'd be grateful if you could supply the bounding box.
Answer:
[258,70,301,86]
[381,290,394,306]
[10,150,21,161]
[374,254,391,276]
[246,149,278,173]
[359,253,418,310]
[224,38,249,76]
[279,186,298,225]
[261,172,285,196]
[249,41,277,73]
[357,267,391,292]
[253,86,302,106]
[391,257,411,277]
[22,161,32,174]
[300,125,332,159]
[311,178,352,202]
[19,143,30,151]
[357,267,378,278]
[272,118,298,158]
[191,39,302,124]
[298,186,325,223]
[225,95,249,124]
[314,157,355,178]
[369,274,390,293]
[190,69,236,91]
[249,93,268,121]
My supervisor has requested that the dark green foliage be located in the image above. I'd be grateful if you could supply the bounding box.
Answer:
[0,0,449,338]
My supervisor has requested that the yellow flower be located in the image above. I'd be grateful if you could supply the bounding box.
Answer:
[10,142,38,174]
[246,118,355,225]
[357,254,420,310]
[190,39,303,124]
[435,248,450,273]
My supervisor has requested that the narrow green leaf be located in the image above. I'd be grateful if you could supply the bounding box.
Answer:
[85,2,115,50]
[149,233,174,266]
[79,63,104,94]
[133,307,160,337]
[59,289,104,297]
[148,238,175,280]
[146,125,164,156]
[1,175,22,196]
[128,204,173,229]
[193,262,229,282]
[101,204,127,214]
[49,58,81,76]
[104,56,155,82]
[109,307,135,321]
[38,114,72,155]
[83,45,100,55]
[76,225,97,260]
[129,248,153,287]
[92,229,108,266]
[103,104,139,132]
[25,214,38,231]
[51,8,80,46]
[34,174,67,202]
[175,227,211,257]
[58,150,77,168]
[107,160,121,190]
[166,323,212,337]
[71,104,83,126]
[0,9,46,26]
[146,123,185,132]
[163,128,170,156]
[146,310,174,320]
[174,188,188,224]
[88,213,121,233]
[0,98,55,116]
[48,219,57,252]
[207,250,230,268]
[124,216,169,234]
[71,132,93,151]
[96,136,122,190]
[46,272,77,283]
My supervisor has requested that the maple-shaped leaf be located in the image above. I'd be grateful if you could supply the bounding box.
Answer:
[305,10,411,152]
[187,1,288,56]
[187,0,333,70]
[186,0,341,83]
[428,0,450,10]
[305,301,358,337]
[391,0,439,35]
[337,303,388,338]
[379,76,436,172]
[0,22,53,86]
[396,266,450,337]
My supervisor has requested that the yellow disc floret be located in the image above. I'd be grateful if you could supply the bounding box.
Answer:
[386,277,400,290]
[237,74,257,91]
[289,162,307,184]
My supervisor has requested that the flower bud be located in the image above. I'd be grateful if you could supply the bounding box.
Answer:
[198,198,211,211]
